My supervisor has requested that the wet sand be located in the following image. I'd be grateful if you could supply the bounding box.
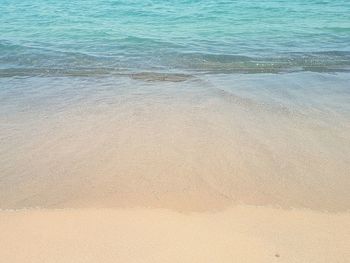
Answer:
[1,74,350,211]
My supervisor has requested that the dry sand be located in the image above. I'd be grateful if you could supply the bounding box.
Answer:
[0,205,349,263]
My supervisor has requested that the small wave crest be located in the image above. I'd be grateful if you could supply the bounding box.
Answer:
[1,41,350,77]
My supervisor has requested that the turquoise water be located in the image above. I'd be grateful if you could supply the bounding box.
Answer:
[1,0,350,75]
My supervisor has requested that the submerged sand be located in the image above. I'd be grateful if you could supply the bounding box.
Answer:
[1,74,350,212]
[1,206,349,263]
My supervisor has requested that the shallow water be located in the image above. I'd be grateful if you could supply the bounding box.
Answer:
[1,73,349,211]
[0,1,350,211]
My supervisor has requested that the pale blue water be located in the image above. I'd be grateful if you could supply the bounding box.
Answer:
[1,0,350,75]
[1,1,350,210]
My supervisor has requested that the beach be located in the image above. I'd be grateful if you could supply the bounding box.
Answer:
[1,0,350,261]
[1,206,349,263]
[1,73,350,262]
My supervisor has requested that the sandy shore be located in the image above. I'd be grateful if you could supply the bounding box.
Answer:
[0,205,349,263]
[1,74,350,262]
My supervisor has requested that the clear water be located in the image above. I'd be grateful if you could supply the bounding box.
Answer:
[1,0,350,75]
[0,0,350,211]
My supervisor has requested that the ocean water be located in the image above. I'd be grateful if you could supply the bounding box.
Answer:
[1,0,350,74]
[0,0,350,211]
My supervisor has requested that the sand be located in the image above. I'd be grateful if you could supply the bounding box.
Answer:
[1,75,350,212]
[0,206,349,263]
[1,74,350,262]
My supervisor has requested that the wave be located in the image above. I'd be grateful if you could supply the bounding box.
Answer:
[1,41,350,77]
